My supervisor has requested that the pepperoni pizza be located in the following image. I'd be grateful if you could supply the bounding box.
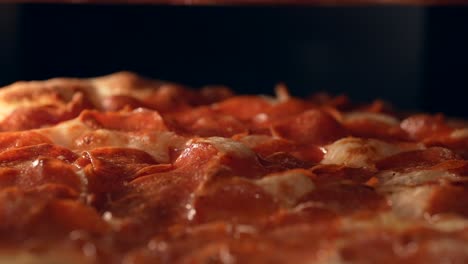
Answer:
[1,72,468,263]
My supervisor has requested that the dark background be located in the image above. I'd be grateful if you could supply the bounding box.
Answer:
[0,5,467,116]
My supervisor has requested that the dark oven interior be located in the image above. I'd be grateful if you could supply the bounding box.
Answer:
[0,4,467,116]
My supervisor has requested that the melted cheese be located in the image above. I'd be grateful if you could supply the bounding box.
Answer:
[377,169,459,188]
[429,215,468,232]
[34,114,186,163]
[321,137,403,169]
[340,212,413,232]
[254,171,315,207]
[197,137,257,160]
[387,186,435,218]
[37,118,91,148]
[126,132,186,164]
[88,71,158,102]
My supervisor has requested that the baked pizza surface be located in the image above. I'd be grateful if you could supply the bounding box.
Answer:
[1,72,468,263]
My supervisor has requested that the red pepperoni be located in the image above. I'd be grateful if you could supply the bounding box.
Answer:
[142,84,195,113]
[109,173,196,236]
[0,143,82,192]
[0,168,18,189]
[18,157,82,192]
[376,147,461,171]
[175,141,265,179]
[0,187,51,234]
[108,140,267,238]
[75,147,158,206]
[291,144,326,163]
[271,110,348,145]
[425,183,468,217]
[193,177,278,224]
[0,143,76,164]
[0,131,52,152]
[252,99,316,127]
[188,115,247,137]
[213,96,273,121]
[106,144,224,234]
[236,135,296,157]
[80,109,168,132]
[47,200,109,235]
[168,107,247,137]
[299,183,388,214]
[173,142,220,168]
[345,118,408,141]
[0,143,78,167]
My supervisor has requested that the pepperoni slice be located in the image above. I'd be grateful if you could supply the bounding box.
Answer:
[47,200,109,235]
[80,109,168,132]
[376,147,461,171]
[76,147,158,195]
[107,143,226,234]
[0,131,53,152]
[344,116,408,141]
[193,177,278,224]
[0,168,18,189]
[236,135,296,156]
[271,110,348,145]
[0,144,81,191]
[18,157,82,192]
[168,107,247,137]
[299,183,388,214]
[0,143,78,166]
[251,99,316,128]
[213,96,273,121]
[175,139,266,179]
[142,84,195,113]
[425,183,468,217]
[260,152,313,172]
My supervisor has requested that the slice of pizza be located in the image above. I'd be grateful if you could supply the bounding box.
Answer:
[0,72,467,264]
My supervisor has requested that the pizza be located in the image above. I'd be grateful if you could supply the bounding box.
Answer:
[1,71,468,264]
